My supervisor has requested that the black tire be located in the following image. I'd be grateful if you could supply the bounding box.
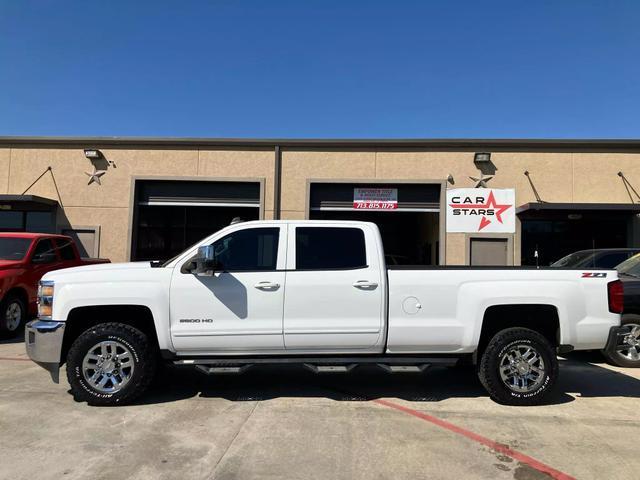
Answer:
[0,294,26,338]
[66,323,157,406]
[602,314,640,368]
[478,327,558,406]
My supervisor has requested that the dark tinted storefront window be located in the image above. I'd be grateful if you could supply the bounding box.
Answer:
[521,215,629,266]
[296,227,366,270]
[0,211,53,233]
[26,212,53,232]
[0,212,24,231]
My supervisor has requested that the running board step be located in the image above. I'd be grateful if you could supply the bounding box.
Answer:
[174,356,458,366]
[195,365,252,375]
[303,363,358,373]
[377,364,430,373]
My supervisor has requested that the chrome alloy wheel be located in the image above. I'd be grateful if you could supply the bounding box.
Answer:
[82,341,135,393]
[499,344,546,393]
[619,324,640,361]
[5,301,22,331]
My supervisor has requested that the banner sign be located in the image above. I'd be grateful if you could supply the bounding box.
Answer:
[446,188,515,233]
[353,187,398,210]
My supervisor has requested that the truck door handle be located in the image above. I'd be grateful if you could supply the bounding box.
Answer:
[352,280,378,290]
[254,281,280,290]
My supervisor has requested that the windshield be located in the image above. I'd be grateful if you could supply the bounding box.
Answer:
[0,237,33,261]
[551,251,597,268]
[616,253,640,276]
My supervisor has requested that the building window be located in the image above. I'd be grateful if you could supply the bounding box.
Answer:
[0,211,54,233]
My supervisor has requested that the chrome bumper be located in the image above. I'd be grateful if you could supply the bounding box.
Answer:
[25,320,65,383]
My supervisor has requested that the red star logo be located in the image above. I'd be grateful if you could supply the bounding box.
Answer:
[448,191,512,231]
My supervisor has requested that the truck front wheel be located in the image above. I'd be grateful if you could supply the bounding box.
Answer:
[0,294,26,338]
[66,323,157,406]
[478,327,558,406]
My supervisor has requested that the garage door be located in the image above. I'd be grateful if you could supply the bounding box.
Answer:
[309,182,442,266]
[309,182,441,212]
[132,180,262,261]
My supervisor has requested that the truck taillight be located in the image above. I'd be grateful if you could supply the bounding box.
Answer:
[607,280,624,314]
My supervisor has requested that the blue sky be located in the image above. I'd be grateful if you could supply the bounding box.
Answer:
[0,1,638,138]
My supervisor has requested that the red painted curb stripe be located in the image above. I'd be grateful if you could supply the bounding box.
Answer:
[373,399,576,480]
[0,357,31,361]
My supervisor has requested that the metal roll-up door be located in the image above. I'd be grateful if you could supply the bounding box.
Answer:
[137,180,261,207]
[309,182,441,212]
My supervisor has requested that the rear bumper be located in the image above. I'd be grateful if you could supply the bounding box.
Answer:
[25,320,65,383]
[603,325,634,357]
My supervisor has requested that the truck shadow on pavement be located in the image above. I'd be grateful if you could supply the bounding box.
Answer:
[0,331,25,345]
[131,354,640,407]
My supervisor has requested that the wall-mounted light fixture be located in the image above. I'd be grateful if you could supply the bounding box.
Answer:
[474,152,491,163]
[84,149,102,159]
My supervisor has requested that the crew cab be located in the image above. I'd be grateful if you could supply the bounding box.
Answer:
[25,221,627,406]
[0,232,109,337]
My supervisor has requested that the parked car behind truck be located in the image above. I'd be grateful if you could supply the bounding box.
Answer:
[551,248,640,367]
[0,233,109,337]
[26,221,627,406]
[605,253,640,367]
[551,248,640,269]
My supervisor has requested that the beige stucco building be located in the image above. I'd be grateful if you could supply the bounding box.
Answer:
[1,137,640,266]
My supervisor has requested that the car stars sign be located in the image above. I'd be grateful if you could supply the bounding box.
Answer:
[446,188,515,233]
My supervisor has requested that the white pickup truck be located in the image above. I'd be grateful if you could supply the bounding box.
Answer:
[26,220,627,406]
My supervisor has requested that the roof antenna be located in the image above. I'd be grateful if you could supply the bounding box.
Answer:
[230,217,245,225]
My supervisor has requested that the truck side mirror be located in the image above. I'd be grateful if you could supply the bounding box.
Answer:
[194,245,218,276]
[32,252,57,264]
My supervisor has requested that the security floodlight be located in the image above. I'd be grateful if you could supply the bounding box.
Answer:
[84,149,102,159]
[474,152,491,163]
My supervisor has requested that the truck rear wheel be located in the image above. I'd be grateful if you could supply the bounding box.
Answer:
[66,323,156,406]
[478,327,558,406]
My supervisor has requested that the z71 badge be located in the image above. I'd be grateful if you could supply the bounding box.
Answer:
[581,272,607,278]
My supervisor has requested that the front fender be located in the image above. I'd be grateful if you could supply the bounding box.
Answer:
[52,277,173,351]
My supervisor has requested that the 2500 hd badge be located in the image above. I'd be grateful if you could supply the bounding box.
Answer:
[179,318,214,323]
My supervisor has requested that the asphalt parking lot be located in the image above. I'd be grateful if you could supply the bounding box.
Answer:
[1,335,638,480]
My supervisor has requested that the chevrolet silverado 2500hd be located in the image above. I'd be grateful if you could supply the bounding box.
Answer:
[25,220,628,406]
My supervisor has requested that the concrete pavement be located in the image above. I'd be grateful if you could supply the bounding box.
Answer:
[0,335,638,480]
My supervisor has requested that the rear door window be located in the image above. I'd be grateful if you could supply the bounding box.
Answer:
[295,227,366,270]
[56,239,76,261]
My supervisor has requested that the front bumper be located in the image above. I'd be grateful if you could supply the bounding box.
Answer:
[25,320,65,383]
[603,325,634,358]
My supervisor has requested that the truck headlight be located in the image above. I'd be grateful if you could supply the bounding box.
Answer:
[37,280,54,319]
